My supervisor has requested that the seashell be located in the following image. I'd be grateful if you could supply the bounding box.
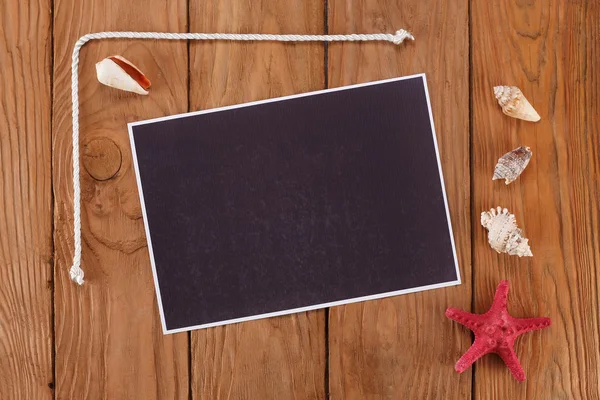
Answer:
[481,207,532,257]
[493,86,540,122]
[493,146,532,184]
[95,55,151,95]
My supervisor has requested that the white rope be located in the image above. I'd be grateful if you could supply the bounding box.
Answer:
[69,29,414,285]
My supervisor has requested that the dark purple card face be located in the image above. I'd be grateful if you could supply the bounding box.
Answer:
[129,74,460,334]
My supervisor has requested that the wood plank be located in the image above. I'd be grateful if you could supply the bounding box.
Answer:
[0,0,53,398]
[52,1,190,398]
[327,1,471,399]
[471,0,600,398]
[188,1,326,398]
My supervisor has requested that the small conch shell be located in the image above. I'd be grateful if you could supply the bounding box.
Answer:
[95,55,151,95]
[493,146,532,184]
[493,86,540,122]
[481,207,532,257]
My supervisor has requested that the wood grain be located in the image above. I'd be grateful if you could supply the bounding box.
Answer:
[188,1,326,398]
[0,0,590,397]
[52,0,189,398]
[327,1,472,399]
[0,1,53,398]
[471,0,600,398]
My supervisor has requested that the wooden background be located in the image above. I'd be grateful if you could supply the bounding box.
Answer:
[0,0,598,398]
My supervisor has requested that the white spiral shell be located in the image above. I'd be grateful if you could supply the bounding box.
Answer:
[493,86,540,122]
[481,207,533,257]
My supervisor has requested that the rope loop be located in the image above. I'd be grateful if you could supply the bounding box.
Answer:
[68,29,413,285]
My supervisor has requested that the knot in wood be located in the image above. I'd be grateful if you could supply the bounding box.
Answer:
[83,138,122,181]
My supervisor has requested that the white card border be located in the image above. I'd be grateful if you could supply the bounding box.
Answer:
[128,73,462,334]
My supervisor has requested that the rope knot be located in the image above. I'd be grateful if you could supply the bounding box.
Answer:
[70,265,85,285]
[393,29,414,45]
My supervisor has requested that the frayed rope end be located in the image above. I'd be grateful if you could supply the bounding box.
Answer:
[393,29,414,45]
[69,265,85,285]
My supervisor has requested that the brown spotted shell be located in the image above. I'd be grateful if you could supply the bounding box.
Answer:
[493,146,532,185]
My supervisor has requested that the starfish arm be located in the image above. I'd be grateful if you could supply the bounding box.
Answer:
[446,308,484,331]
[511,316,552,334]
[497,346,526,382]
[490,280,510,311]
[455,338,492,373]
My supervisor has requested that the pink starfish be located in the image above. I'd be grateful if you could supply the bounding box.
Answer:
[446,280,551,381]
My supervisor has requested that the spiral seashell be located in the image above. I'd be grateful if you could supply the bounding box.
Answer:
[481,207,532,257]
[96,55,151,95]
[493,146,532,184]
[493,86,540,122]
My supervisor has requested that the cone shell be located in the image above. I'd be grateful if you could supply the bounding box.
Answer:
[493,86,540,122]
[481,207,532,257]
[95,55,151,95]
[493,146,532,184]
